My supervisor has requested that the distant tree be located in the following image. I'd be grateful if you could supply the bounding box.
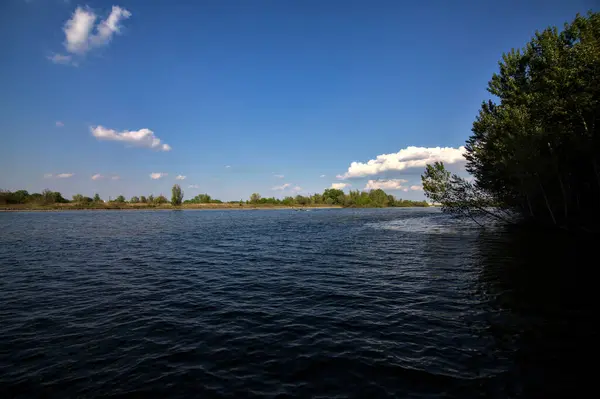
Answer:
[115,195,126,203]
[171,184,183,206]
[155,195,168,204]
[140,195,147,203]
[130,196,140,203]
[323,188,344,205]
[72,194,84,203]
[250,193,261,203]
[148,194,154,203]
[93,193,102,202]
[13,190,29,204]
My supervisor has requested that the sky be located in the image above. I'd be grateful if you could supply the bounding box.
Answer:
[0,0,596,201]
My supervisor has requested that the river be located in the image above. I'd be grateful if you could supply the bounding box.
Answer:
[0,208,593,397]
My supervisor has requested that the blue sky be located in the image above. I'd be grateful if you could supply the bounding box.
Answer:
[0,0,596,201]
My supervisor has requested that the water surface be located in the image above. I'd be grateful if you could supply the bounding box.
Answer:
[0,209,593,397]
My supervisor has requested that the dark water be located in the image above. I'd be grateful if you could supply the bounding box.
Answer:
[0,209,594,398]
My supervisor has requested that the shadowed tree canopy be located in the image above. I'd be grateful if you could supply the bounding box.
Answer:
[423,11,600,232]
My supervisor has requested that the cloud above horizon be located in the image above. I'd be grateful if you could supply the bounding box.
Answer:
[188,184,200,189]
[91,125,171,151]
[272,183,291,191]
[273,174,284,178]
[150,172,167,180]
[49,5,131,65]
[331,183,350,190]
[410,185,423,191]
[55,121,64,127]
[176,175,186,180]
[364,179,408,191]
[337,146,466,179]
[44,173,74,179]
[91,173,103,180]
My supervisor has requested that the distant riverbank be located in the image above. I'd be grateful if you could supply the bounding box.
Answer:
[0,203,344,212]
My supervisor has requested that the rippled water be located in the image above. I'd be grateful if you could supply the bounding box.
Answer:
[0,208,594,398]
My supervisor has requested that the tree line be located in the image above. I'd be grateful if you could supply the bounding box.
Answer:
[1,185,428,208]
[422,12,599,232]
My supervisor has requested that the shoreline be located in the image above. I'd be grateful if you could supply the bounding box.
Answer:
[0,204,344,212]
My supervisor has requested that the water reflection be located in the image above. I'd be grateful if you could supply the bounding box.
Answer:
[475,228,595,397]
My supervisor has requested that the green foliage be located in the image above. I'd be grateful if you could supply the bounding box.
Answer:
[250,193,261,203]
[184,193,212,204]
[428,11,600,230]
[171,184,183,206]
[148,194,154,203]
[155,195,168,204]
[140,196,147,203]
[115,195,126,203]
[130,196,140,204]
[93,193,102,202]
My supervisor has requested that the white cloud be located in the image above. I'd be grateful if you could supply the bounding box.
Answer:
[111,175,120,180]
[320,174,326,178]
[292,186,302,192]
[56,173,74,178]
[91,173,103,180]
[43,173,53,178]
[55,121,64,127]
[403,188,409,192]
[364,179,408,191]
[188,184,200,189]
[410,185,423,191]
[150,172,167,180]
[331,183,351,190]
[338,146,466,179]
[51,6,131,64]
[272,183,291,191]
[273,174,284,178]
[91,125,171,151]
[48,53,76,65]
[225,165,231,168]
[176,175,186,180]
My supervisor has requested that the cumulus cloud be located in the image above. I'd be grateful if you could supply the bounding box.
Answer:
[337,146,466,179]
[331,183,351,190]
[56,173,74,178]
[273,174,284,178]
[55,121,64,127]
[91,125,171,151]
[364,179,408,191]
[410,185,423,191]
[91,173,103,180]
[51,6,131,64]
[272,183,291,191]
[292,186,302,192]
[150,173,167,180]
[176,175,186,180]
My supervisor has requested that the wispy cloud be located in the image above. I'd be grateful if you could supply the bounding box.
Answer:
[50,5,131,65]
[292,186,302,192]
[364,179,408,191]
[272,183,291,191]
[91,173,103,180]
[320,174,326,178]
[225,165,231,168]
[338,146,466,179]
[176,175,186,180]
[43,173,74,179]
[91,125,171,151]
[331,183,350,190]
[111,175,120,180]
[150,172,167,180]
[188,184,200,189]
[273,174,284,178]
[55,121,65,127]
[410,185,423,191]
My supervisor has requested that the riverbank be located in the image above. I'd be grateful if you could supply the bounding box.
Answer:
[0,203,344,212]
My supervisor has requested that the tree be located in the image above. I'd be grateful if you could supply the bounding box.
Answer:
[155,195,168,204]
[140,196,147,203]
[250,193,261,203]
[171,184,183,206]
[115,195,126,203]
[427,11,600,231]
[323,188,344,205]
[93,193,102,202]
[130,196,140,204]
[148,194,154,204]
